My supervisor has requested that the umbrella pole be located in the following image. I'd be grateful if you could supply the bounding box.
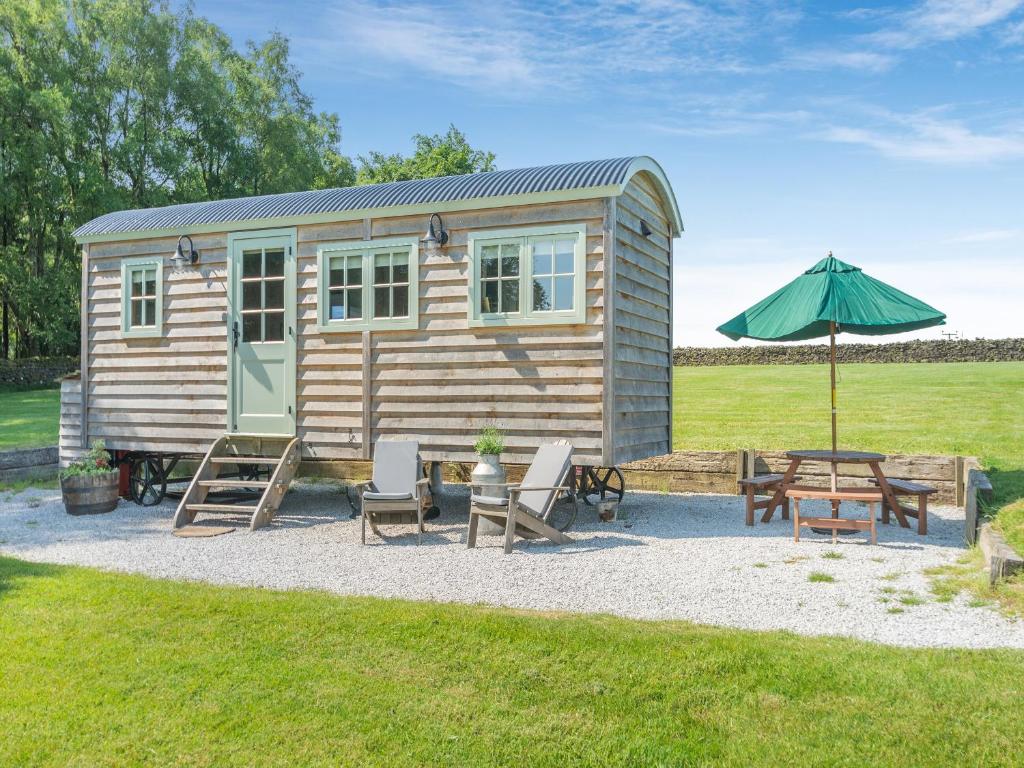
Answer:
[830,321,838,491]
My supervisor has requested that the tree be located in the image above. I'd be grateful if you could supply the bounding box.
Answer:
[0,2,494,360]
[357,125,496,185]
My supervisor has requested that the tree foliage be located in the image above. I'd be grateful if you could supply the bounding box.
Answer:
[357,125,496,185]
[0,1,493,358]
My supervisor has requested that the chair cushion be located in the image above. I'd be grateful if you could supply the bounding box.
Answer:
[517,443,573,518]
[471,494,509,506]
[363,491,414,501]
[371,440,419,495]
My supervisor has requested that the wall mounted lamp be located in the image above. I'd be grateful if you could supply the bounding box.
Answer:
[171,235,199,268]
[419,213,449,253]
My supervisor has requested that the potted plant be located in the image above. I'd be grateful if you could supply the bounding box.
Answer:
[471,426,506,535]
[61,440,120,516]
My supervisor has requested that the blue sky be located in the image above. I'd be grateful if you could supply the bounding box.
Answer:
[197,0,1023,345]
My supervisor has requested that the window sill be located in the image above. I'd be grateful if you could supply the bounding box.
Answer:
[468,312,586,328]
[316,318,419,333]
[121,327,162,339]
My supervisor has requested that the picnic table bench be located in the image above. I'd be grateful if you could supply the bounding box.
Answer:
[786,485,884,544]
[870,478,936,535]
[738,474,792,526]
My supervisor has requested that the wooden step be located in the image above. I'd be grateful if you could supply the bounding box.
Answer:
[209,456,281,466]
[197,479,270,489]
[185,503,259,514]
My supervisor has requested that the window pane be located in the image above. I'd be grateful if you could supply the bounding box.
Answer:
[329,289,346,320]
[374,253,390,284]
[264,280,284,309]
[131,299,143,327]
[481,280,498,314]
[392,253,409,283]
[329,257,346,287]
[346,262,362,287]
[264,312,284,342]
[265,248,284,277]
[554,247,574,275]
[501,279,520,313]
[533,249,552,276]
[392,285,409,317]
[243,250,262,278]
[243,281,261,310]
[374,286,390,318]
[242,313,260,342]
[481,246,499,278]
[143,269,157,297]
[347,288,362,319]
[533,277,552,312]
[144,299,157,326]
[131,270,144,298]
[554,276,574,311]
[501,243,520,276]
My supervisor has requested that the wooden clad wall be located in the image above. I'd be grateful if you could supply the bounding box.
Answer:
[59,377,85,467]
[84,233,230,454]
[611,172,674,464]
[297,200,608,465]
[78,199,608,465]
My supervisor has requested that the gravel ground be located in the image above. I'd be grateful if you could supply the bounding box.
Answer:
[1,481,1021,649]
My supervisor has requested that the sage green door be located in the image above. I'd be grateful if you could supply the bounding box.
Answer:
[228,229,297,435]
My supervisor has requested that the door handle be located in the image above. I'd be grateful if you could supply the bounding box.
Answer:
[232,321,240,349]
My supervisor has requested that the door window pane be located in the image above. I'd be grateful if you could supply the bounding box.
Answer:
[243,250,262,278]
[329,289,346,320]
[243,281,261,310]
[264,280,284,309]
[143,269,157,296]
[131,300,143,327]
[264,312,284,342]
[242,313,260,342]
[144,299,157,325]
[131,270,144,298]
[264,249,284,277]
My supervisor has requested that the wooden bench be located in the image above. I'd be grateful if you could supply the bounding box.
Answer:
[738,474,790,526]
[871,478,936,535]
[786,485,884,544]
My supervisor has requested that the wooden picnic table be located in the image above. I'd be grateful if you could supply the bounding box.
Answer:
[763,450,911,530]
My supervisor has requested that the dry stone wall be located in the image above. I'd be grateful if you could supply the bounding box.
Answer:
[674,338,1024,366]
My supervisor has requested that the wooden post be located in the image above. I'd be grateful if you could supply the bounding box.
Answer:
[601,196,617,466]
[79,244,90,448]
[361,330,372,459]
[829,321,838,492]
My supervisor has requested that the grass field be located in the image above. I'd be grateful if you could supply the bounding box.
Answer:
[1,556,1022,767]
[0,387,61,451]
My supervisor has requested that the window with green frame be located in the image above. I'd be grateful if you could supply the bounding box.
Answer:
[120,258,163,338]
[317,238,418,331]
[468,223,587,327]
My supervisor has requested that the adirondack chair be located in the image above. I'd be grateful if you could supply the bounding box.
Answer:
[467,442,574,554]
[357,440,430,544]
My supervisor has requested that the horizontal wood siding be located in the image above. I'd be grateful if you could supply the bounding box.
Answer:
[612,172,673,464]
[84,233,229,454]
[82,200,608,465]
[59,378,86,467]
[297,200,607,464]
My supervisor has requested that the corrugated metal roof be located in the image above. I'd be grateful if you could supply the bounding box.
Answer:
[73,157,656,239]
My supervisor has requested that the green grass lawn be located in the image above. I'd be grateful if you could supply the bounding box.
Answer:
[0,387,61,451]
[1,556,1022,767]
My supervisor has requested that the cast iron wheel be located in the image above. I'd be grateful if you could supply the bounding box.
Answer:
[130,457,167,506]
[579,466,626,507]
[545,493,578,533]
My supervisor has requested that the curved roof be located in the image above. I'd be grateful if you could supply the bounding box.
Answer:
[73,156,682,243]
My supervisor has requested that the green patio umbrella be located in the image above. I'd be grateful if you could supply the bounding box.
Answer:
[717,253,945,452]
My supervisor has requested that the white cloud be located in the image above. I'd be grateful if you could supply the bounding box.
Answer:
[820,110,1024,164]
[946,228,1024,243]
[868,0,1024,49]
[781,48,897,72]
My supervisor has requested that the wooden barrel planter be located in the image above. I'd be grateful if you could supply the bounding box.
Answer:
[61,472,120,516]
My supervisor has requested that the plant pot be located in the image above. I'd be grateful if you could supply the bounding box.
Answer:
[61,472,120,516]
[471,453,506,535]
